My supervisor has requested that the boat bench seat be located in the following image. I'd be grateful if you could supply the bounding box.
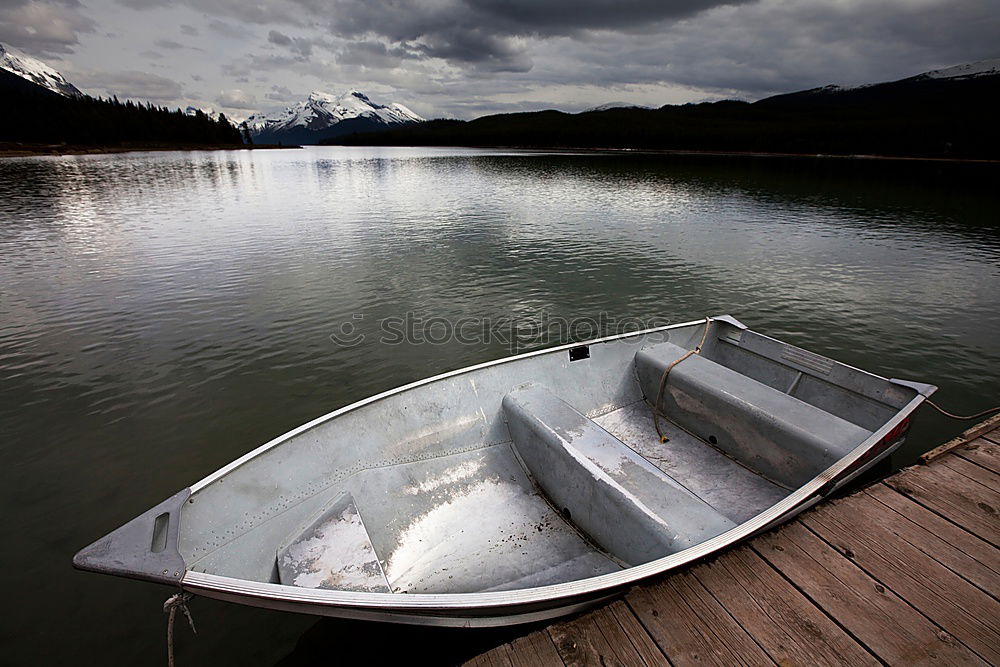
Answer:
[635,341,873,488]
[503,386,737,566]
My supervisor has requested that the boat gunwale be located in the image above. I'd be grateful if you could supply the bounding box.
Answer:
[180,316,934,612]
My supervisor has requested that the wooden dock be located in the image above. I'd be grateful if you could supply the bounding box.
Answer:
[465,416,1000,666]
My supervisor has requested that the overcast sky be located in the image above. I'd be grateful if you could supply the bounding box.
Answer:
[2,0,999,120]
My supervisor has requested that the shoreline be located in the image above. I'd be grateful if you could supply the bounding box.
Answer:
[0,143,301,158]
[5,142,997,164]
[404,145,1000,164]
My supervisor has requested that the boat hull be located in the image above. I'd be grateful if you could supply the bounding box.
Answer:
[74,315,935,625]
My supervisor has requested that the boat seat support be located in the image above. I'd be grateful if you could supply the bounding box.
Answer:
[635,341,872,488]
[503,386,736,566]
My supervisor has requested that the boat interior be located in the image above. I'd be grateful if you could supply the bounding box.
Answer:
[177,318,918,596]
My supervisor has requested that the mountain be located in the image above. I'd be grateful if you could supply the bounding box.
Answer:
[185,105,217,118]
[583,102,651,112]
[922,58,1000,80]
[754,57,1000,109]
[330,59,1000,160]
[245,90,424,144]
[0,42,82,97]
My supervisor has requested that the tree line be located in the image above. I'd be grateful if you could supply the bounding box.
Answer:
[329,74,999,160]
[1,69,243,146]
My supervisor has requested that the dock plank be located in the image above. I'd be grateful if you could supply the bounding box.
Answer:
[801,493,1000,664]
[626,572,774,666]
[466,647,514,667]
[755,520,987,665]
[606,600,668,666]
[956,438,1000,474]
[886,463,1000,544]
[920,414,1000,463]
[862,484,1000,595]
[547,601,661,666]
[504,631,565,667]
[939,452,1000,492]
[692,547,878,666]
[468,417,1000,667]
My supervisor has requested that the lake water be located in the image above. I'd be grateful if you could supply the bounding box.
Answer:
[1,146,998,664]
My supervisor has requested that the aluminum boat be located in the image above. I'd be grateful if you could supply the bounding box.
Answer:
[74,315,935,626]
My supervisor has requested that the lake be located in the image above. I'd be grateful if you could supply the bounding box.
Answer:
[1,146,998,664]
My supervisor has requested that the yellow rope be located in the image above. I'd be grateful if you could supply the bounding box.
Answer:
[652,317,711,443]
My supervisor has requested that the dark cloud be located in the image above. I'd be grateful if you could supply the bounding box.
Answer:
[116,0,308,27]
[139,49,163,59]
[336,39,421,68]
[0,0,96,55]
[567,0,1000,96]
[100,0,739,71]
[318,0,743,70]
[266,29,338,58]
[266,29,291,46]
[267,28,312,56]
[5,0,999,121]
[265,83,292,102]
[74,69,184,101]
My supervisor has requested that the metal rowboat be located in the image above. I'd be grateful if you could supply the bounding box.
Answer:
[74,315,935,626]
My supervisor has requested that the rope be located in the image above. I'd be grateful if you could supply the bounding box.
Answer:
[652,317,712,443]
[925,399,1000,421]
[164,592,196,667]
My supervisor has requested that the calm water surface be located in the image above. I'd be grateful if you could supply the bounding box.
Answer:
[1,147,998,664]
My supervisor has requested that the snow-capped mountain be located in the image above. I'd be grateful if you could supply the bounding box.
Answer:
[921,58,1000,81]
[245,90,424,144]
[583,102,651,113]
[0,43,82,97]
[757,57,1000,110]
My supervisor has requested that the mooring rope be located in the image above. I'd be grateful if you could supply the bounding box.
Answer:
[164,592,196,667]
[925,399,1000,421]
[652,317,712,443]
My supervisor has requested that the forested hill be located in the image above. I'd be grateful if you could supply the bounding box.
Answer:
[0,67,242,147]
[328,65,1000,160]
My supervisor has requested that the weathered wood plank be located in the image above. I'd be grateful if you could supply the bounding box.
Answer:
[756,520,987,665]
[921,413,1000,463]
[626,572,774,666]
[692,547,877,666]
[604,601,668,665]
[504,630,565,667]
[465,647,514,667]
[887,463,1000,544]
[547,601,661,666]
[955,438,1000,475]
[467,420,1000,667]
[939,452,1000,492]
[862,484,1000,595]
[606,600,667,666]
[802,493,1000,664]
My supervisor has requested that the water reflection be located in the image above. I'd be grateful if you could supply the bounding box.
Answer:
[0,147,998,665]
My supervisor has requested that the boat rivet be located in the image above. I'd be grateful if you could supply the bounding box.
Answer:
[162,569,169,575]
